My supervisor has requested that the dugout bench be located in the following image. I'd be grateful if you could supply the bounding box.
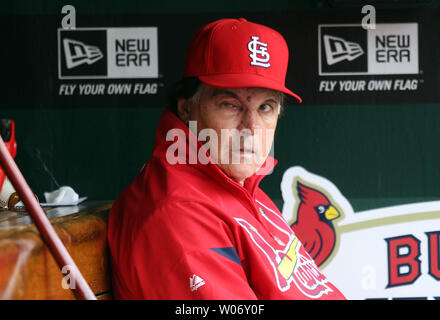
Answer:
[0,201,113,300]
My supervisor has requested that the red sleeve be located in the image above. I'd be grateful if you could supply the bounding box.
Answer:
[128,201,258,299]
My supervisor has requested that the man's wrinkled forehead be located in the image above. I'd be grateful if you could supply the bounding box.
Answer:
[207,85,281,103]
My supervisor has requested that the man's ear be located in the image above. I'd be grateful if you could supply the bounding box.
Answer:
[177,98,191,124]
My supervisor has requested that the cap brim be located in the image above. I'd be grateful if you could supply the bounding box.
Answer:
[198,74,302,103]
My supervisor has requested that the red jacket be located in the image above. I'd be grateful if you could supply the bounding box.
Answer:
[108,108,345,300]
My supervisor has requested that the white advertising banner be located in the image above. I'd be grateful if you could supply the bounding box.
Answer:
[281,166,440,300]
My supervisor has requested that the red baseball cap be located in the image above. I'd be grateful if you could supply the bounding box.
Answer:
[183,18,302,103]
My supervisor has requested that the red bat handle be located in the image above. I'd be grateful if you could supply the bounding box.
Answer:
[0,135,96,300]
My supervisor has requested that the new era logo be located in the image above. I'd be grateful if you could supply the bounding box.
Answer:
[319,24,418,75]
[189,274,205,292]
[63,38,104,69]
[323,35,364,66]
[58,27,158,79]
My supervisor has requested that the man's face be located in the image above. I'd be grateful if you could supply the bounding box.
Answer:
[178,84,280,185]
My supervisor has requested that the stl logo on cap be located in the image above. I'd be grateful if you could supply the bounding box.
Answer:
[248,36,270,68]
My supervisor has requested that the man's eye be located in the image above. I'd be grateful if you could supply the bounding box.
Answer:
[260,104,273,112]
[221,102,241,110]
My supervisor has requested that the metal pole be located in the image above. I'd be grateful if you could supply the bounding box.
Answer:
[0,135,96,300]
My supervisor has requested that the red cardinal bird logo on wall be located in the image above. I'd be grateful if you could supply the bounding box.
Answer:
[291,182,340,267]
[281,166,352,269]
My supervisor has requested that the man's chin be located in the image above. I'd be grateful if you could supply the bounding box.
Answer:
[218,163,260,185]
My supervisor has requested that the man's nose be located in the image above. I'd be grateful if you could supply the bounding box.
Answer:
[239,110,260,134]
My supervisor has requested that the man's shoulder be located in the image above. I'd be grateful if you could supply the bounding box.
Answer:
[151,199,222,222]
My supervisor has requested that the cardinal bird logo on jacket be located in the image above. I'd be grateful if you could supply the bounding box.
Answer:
[291,182,341,267]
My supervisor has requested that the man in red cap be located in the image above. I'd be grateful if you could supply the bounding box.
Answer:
[108,18,345,300]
